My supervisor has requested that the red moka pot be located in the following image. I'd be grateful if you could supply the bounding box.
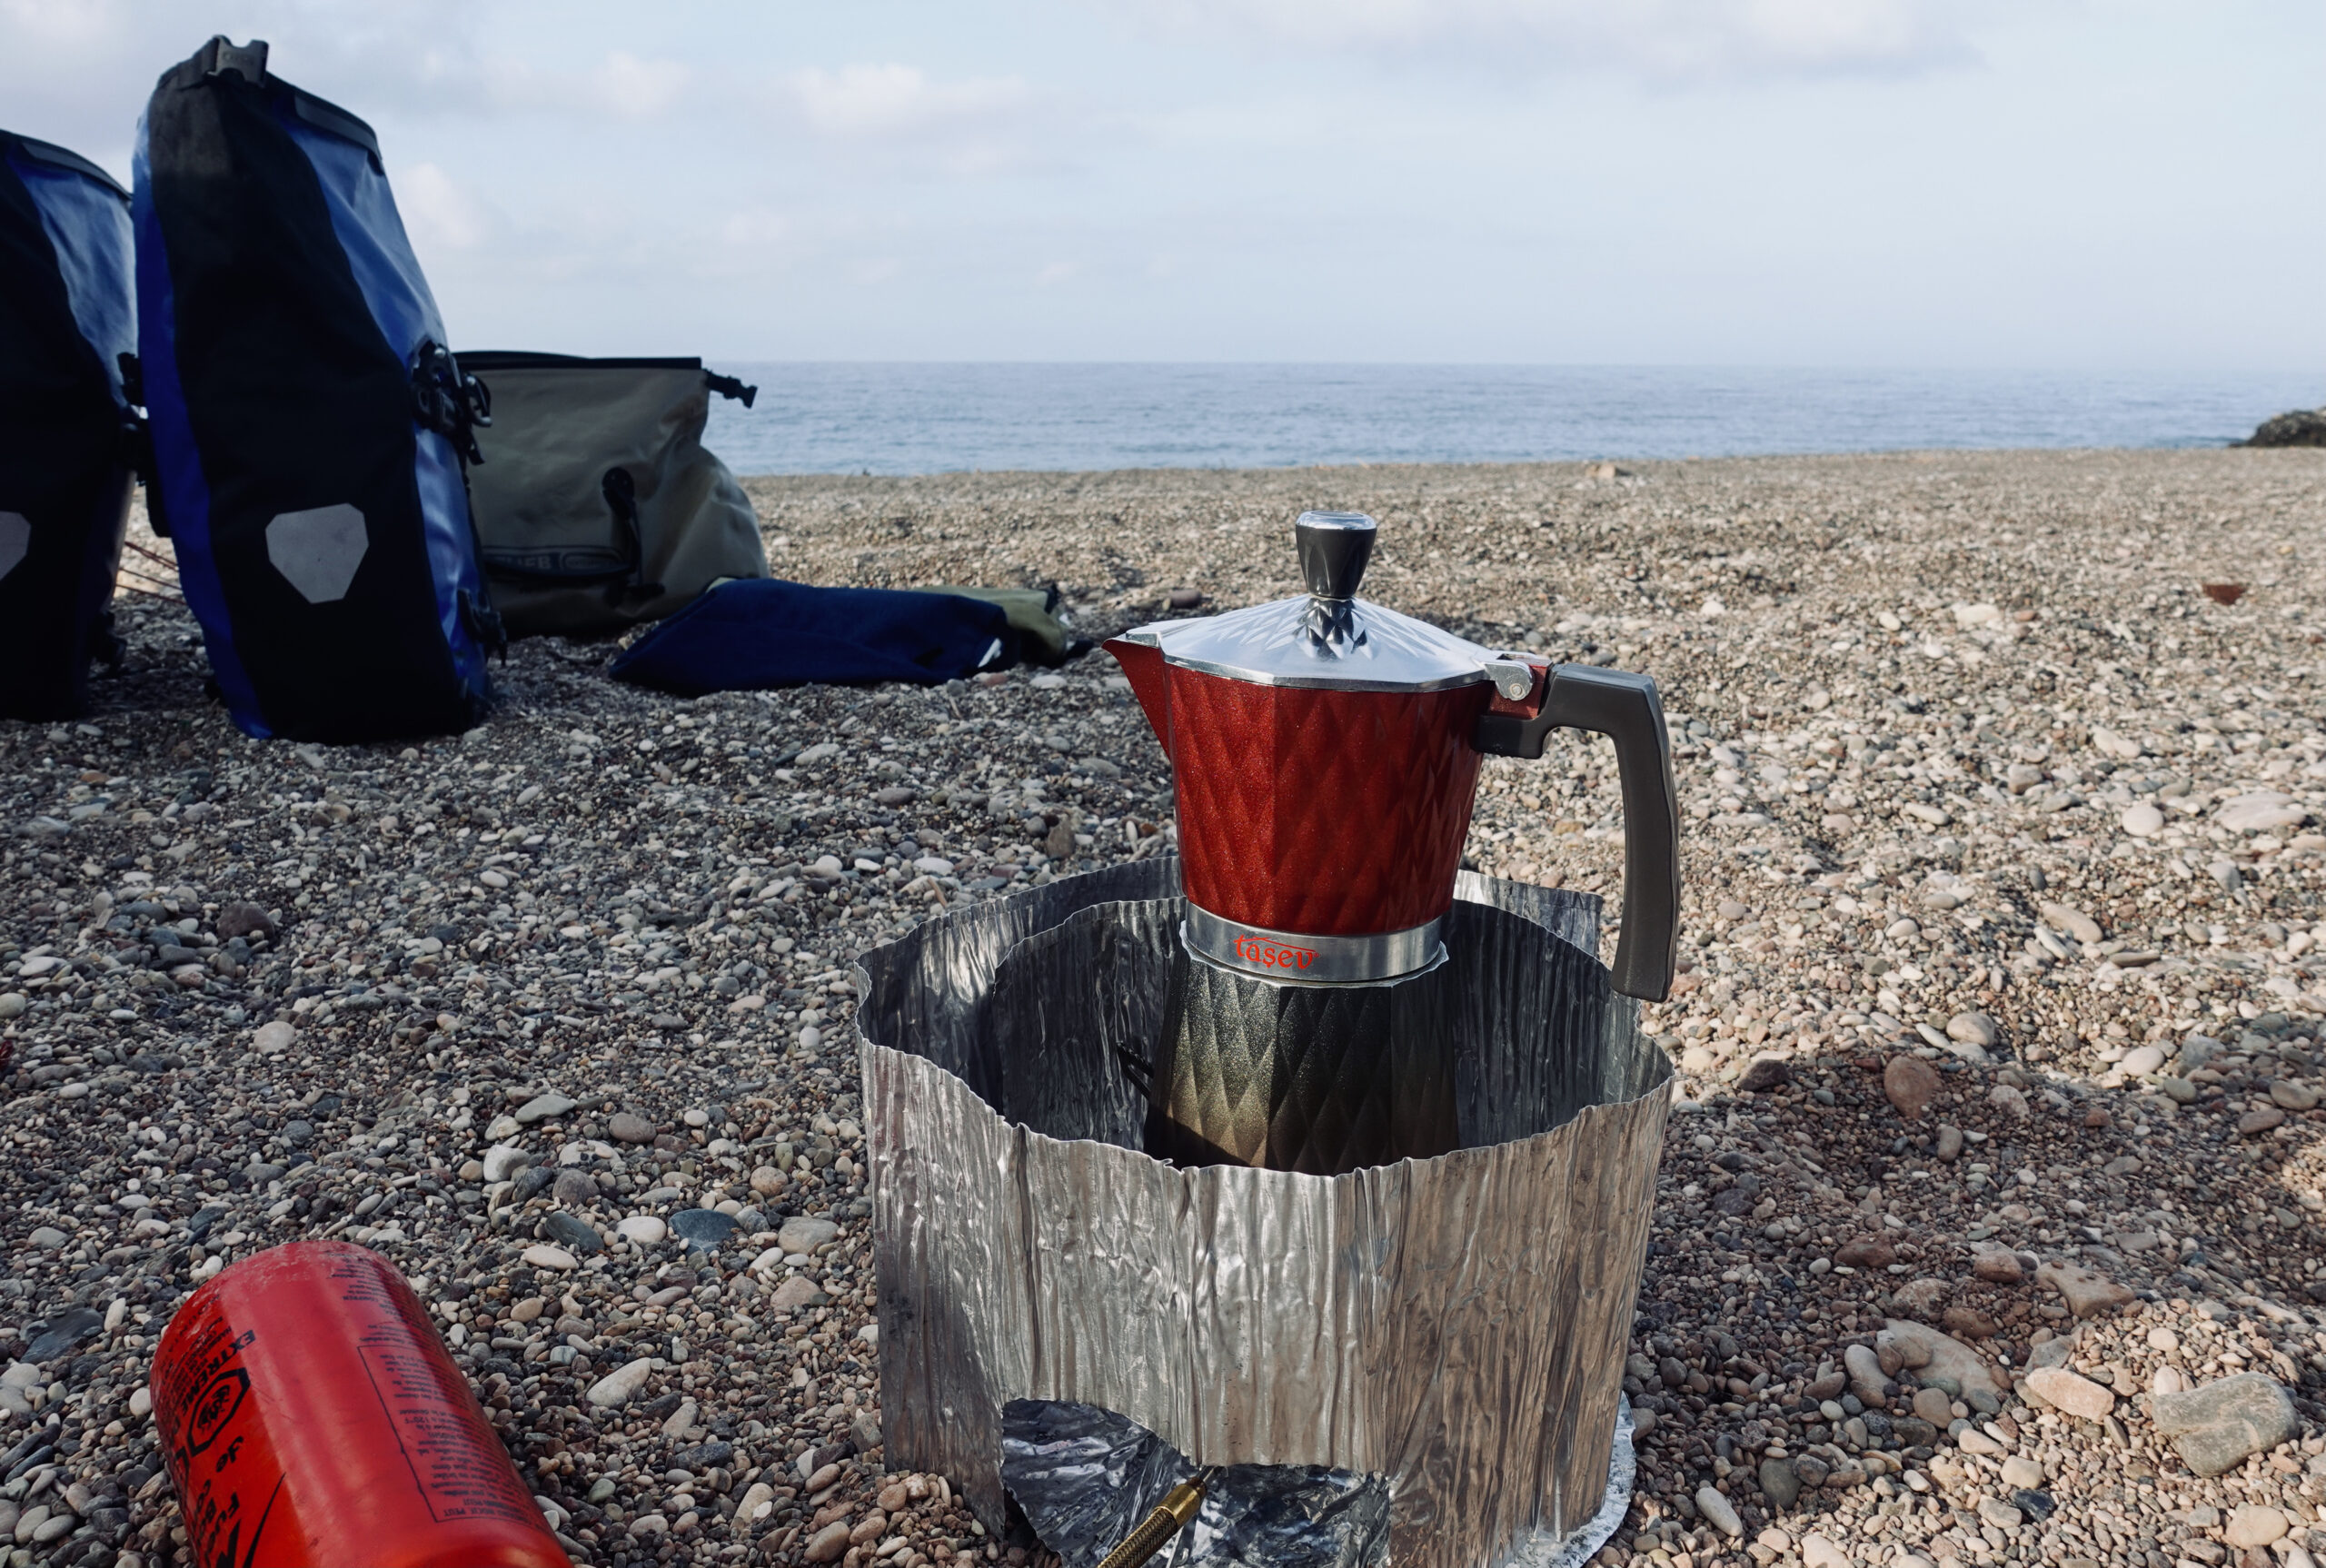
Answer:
[149,1241,572,1568]
[1107,511,1680,1003]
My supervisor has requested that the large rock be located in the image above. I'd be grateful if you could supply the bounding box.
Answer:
[1943,1304,1999,1340]
[1844,1344,1889,1405]
[1800,1535,1853,1568]
[1695,1484,1743,1538]
[587,1357,655,1409]
[1884,1055,1941,1119]
[1882,1320,2005,1402]
[2034,1260,2133,1318]
[2176,1034,2222,1075]
[1971,1243,2024,1285]
[2149,1373,2298,1476]
[2224,1505,2289,1548]
[770,1275,830,1310]
[215,900,278,939]
[1888,1278,1948,1320]
[2021,1366,2113,1421]
[2038,901,2102,945]
[778,1215,840,1255]
[2271,1079,2321,1111]
[805,1521,854,1563]
[2239,408,2326,448]
[1758,1456,1800,1510]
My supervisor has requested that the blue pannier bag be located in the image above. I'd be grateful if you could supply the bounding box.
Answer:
[0,129,136,720]
[134,36,501,742]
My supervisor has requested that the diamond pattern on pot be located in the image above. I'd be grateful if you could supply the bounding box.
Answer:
[1151,953,1459,1175]
[1166,668,1489,937]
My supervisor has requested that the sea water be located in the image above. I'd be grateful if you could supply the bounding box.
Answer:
[702,362,2318,477]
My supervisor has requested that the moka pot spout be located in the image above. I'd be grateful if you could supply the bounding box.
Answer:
[1101,634,1172,750]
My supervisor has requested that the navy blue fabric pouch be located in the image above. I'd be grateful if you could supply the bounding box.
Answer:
[609,578,1017,696]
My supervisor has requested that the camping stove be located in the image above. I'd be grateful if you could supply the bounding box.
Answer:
[856,861,1673,1568]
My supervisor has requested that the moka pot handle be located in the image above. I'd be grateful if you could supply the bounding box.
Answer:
[1475,664,1682,1002]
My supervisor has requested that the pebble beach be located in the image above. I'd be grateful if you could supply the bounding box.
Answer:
[4,444,2326,1568]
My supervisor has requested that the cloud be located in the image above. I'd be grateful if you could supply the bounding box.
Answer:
[773,63,1077,177]
[1109,0,1992,82]
[399,161,486,251]
[784,63,1031,140]
[477,48,691,121]
[0,2,691,145]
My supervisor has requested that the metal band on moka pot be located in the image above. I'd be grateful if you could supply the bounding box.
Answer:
[1181,905,1444,984]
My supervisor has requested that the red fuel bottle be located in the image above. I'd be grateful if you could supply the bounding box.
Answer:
[149,1240,572,1568]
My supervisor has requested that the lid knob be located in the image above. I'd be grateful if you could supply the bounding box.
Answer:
[1297,511,1376,600]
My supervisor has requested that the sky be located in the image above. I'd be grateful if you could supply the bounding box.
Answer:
[5,0,2321,369]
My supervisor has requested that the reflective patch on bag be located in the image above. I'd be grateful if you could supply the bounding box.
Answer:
[266,503,369,603]
[978,637,1004,669]
[0,512,26,581]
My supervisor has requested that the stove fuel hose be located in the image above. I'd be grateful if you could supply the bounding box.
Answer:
[1096,1469,1215,1568]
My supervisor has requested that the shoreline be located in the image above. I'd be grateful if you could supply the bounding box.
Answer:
[724,441,2321,481]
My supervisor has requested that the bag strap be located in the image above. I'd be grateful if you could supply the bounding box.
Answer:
[601,467,664,607]
[118,352,168,539]
[408,340,507,655]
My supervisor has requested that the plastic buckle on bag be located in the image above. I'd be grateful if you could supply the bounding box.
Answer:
[412,340,491,466]
[459,590,508,660]
[703,371,758,409]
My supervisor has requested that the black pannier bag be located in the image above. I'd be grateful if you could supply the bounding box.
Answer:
[460,352,769,640]
[0,130,136,720]
[134,36,500,742]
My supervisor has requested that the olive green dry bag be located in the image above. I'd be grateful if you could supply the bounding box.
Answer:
[462,352,766,639]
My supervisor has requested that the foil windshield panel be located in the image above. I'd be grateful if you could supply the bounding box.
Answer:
[980,898,1174,1148]
[857,858,1170,1103]
[905,873,1641,1158]
[856,860,1671,1568]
